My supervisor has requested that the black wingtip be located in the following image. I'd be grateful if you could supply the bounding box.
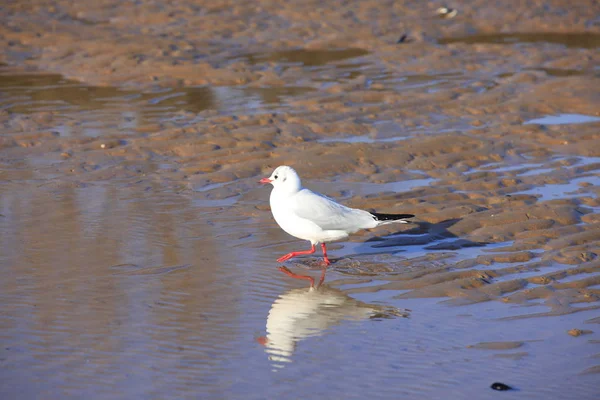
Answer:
[371,212,415,222]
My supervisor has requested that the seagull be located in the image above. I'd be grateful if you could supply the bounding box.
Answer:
[259,166,415,272]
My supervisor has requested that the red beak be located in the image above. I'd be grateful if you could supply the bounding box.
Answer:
[259,178,272,184]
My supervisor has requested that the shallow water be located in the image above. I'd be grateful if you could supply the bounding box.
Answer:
[0,66,315,135]
[524,113,600,125]
[2,180,599,400]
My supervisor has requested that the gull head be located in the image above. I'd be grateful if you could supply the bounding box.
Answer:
[259,165,302,192]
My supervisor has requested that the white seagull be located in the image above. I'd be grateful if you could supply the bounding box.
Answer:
[259,165,414,269]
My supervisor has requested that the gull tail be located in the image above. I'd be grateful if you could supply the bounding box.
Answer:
[371,212,415,225]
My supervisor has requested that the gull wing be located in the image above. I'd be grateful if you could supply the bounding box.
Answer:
[291,188,372,231]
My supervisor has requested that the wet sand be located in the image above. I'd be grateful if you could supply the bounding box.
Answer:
[1,1,600,399]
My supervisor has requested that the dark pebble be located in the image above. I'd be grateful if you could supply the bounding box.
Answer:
[491,382,512,391]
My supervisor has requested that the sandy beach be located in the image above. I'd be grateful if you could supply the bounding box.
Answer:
[1,1,599,398]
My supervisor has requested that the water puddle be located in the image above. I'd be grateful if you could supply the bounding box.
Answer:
[234,48,477,95]
[480,162,547,173]
[514,176,599,201]
[318,126,475,144]
[318,134,390,144]
[519,167,556,177]
[524,113,600,125]
[233,49,497,98]
[361,71,497,95]
[310,177,434,198]
[235,48,370,67]
[439,32,600,49]
[319,133,415,144]
[372,71,466,89]
[0,66,314,136]
[478,156,600,178]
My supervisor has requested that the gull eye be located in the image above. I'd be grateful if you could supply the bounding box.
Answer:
[274,175,278,179]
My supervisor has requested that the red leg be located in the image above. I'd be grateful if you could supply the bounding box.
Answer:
[321,243,331,266]
[277,244,316,263]
[278,266,315,288]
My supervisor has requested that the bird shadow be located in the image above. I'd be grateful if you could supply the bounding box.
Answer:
[336,218,489,261]
[367,218,487,251]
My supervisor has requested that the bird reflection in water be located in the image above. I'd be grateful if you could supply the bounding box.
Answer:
[277,264,327,288]
[257,283,409,368]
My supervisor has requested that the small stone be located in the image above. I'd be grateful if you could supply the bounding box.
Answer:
[490,382,512,391]
[437,7,458,18]
[568,329,593,337]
